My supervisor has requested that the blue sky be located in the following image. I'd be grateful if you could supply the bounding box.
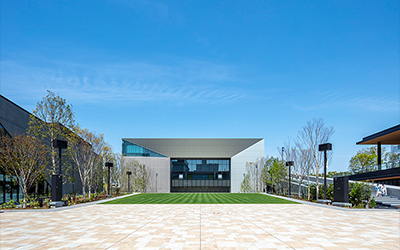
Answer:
[1,1,399,172]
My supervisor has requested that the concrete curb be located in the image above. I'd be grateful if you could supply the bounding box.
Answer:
[0,193,139,213]
[263,193,400,212]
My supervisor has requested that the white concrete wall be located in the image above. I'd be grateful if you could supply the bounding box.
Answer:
[231,140,265,193]
[123,157,170,193]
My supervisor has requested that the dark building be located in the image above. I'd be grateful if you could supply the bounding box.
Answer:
[0,95,82,204]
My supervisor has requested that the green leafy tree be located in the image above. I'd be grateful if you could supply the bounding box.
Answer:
[28,90,75,175]
[240,174,253,193]
[261,157,273,192]
[384,152,400,168]
[349,181,372,208]
[262,156,287,194]
[348,147,380,174]
[318,183,334,201]
[326,171,351,178]
[0,135,48,208]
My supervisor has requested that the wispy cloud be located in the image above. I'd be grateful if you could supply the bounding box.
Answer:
[292,90,399,113]
[1,59,248,106]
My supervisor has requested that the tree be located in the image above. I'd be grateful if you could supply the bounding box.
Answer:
[121,159,149,192]
[298,118,334,200]
[244,158,264,192]
[262,156,287,194]
[295,144,313,199]
[384,152,400,169]
[67,126,108,200]
[282,141,296,195]
[132,164,148,192]
[348,147,378,174]
[0,135,48,208]
[28,90,75,175]
[349,181,372,208]
[109,153,122,193]
[240,174,253,193]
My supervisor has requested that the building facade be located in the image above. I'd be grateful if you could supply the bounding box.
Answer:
[121,138,264,193]
[0,95,83,203]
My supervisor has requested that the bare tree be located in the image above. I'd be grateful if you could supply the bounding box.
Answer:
[243,158,265,193]
[0,135,48,208]
[68,126,108,200]
[121,159,149,192]
[295,143,314,199]
[28,90,75,175]
[282,140,297,195]
[298,118,334,199]
[110,153,122,191]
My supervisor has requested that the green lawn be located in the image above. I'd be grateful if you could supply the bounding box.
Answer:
[101,193,299,204]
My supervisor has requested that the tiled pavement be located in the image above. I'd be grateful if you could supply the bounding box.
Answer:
[1,202,399,249]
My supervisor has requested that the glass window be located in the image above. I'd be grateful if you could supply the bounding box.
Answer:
[171,158,230,181]
[122,140,166,157]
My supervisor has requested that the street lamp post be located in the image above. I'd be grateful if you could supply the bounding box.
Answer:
[319,143,332,200]
[52,139,68,202]
[156,173,158,193]
[255,164,258,192]
[286,161,294,197]
[126,171,132,193]
[105,162,113,197]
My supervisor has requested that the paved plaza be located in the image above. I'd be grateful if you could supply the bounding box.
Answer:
[1,199,399,249]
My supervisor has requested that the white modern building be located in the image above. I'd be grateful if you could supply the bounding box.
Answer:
[121,138,264,193]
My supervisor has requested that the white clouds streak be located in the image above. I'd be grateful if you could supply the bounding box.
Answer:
[1,60,246,106]
[293,90,399,113]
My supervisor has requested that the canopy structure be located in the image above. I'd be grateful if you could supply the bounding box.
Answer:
[357,124,400,145]
[356,124,400,172]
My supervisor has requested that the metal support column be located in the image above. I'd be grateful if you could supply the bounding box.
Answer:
[377,142,382,171]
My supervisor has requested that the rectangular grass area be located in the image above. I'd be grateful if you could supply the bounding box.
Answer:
[101,193,299,204]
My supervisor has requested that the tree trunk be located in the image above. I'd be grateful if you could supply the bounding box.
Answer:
[22,192,27,208]
[51,146,57,174]
[298,177,303,197]
[315,161,320,200]
[82,184,86,201]
[307,175,311,200]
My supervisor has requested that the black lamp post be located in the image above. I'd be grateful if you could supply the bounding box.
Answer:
[319,143,332,200]
[52,139,67,202]
[126,171,132,193]
[156,173,158,193]
[105,162,113,196]
[286,161,294,196]
[255,164,258,192]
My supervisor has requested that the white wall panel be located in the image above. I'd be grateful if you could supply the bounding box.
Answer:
[123,157,170,193]
[231,140,265,193]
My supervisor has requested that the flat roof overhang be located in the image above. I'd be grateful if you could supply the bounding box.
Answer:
[356,124,400,145]
[349,167,400,182]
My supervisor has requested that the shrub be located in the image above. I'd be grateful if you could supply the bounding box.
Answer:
[349,181,372,208]
[318,184,334,201]
[369,196,376,208]
[27,195,40,208]
[309,184,317,201]
[1,200,17,209]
